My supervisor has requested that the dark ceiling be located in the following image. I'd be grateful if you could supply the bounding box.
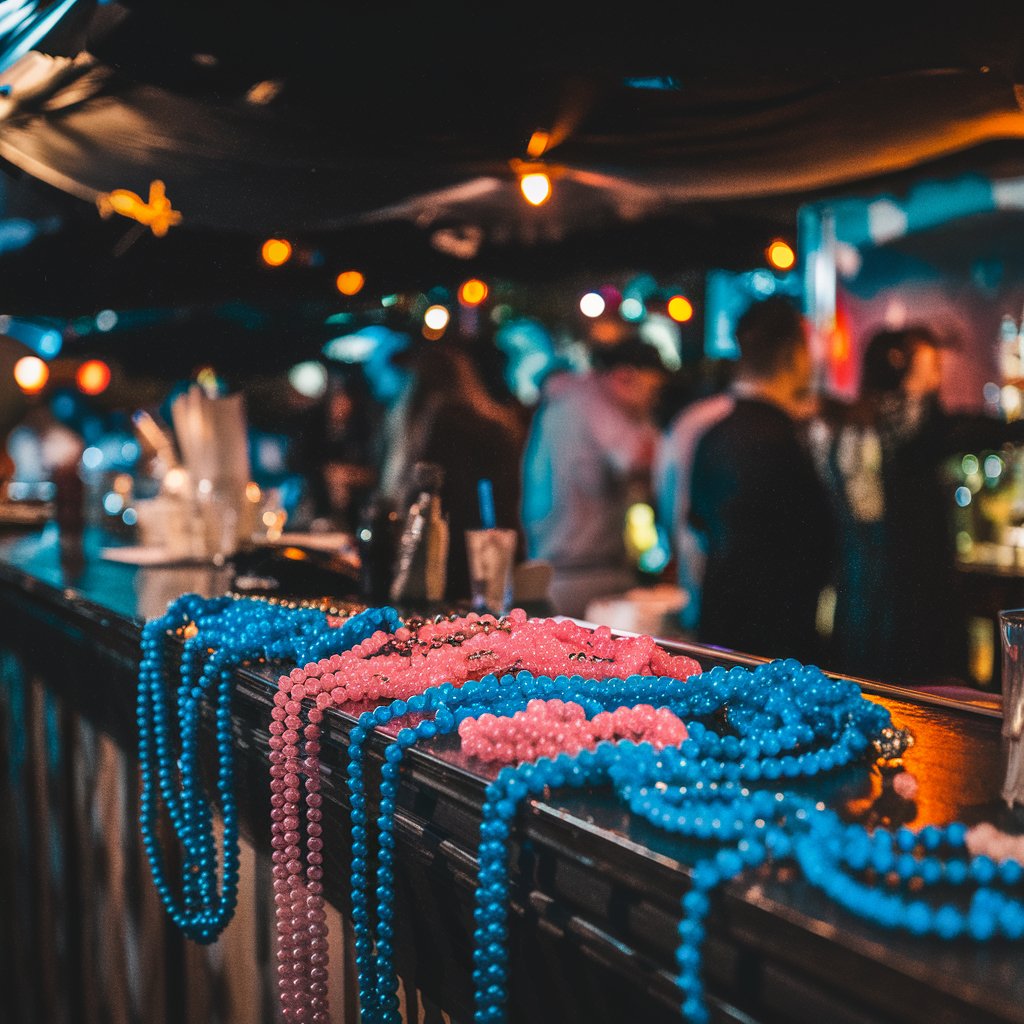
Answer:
[4,3,1024,333]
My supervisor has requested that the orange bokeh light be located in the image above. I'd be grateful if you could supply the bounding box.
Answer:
[336,270,365,296]
[261,238,293,267]
[77,359,112,396]
[766,239,796,271]
[13,356,48,393]
[667,295,694,322]
[520,171,552,206]
[459,278,488,306]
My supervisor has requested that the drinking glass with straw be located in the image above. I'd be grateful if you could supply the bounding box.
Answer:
[465,478,516,614]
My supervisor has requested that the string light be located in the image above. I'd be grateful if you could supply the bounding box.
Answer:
[336,270,365,296]
[423,305,451,331]
[667,295,694,322]
[458,278,488,306]
[76,359,111,396]
[766,239,796,271]
[520,171,552,206]
[261,238,292,267]
[13,355,47,393]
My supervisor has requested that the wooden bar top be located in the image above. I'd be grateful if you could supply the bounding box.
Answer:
[0,524,1020,1023]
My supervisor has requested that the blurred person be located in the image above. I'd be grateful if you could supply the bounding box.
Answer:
[380,340,526,600]
[654,388,734,633]
[521,336,666,617]
[294,370,380,530]
[689,296,834,662]
[818,325,1024,685]
[6,401,84,487]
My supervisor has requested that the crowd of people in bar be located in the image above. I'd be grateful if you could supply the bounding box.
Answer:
[3,294,1019,687]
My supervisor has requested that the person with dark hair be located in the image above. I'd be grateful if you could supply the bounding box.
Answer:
[818,324,1020,684]
[521,335,666,617]
[379,340,526,601]
[689,296,834,662]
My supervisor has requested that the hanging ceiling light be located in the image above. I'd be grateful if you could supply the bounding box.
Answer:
[519,170,552,206]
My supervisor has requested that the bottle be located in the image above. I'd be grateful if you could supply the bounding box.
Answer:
[389,462,449,606]
[357,493,399,603]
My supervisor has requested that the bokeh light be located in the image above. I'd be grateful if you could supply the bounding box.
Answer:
[423,305,451,331]
[336,270,365,296]
[520,171,552,206]
[77,359,111,396]
[766,239,796,271]
[620,297,645,321]
[579,292,606,318]
[95,309,118,332]
[13,355,48,393]
[667,295,694,322]
[261,238,292,266]
[288,361,328,399]
[459,278,489,306]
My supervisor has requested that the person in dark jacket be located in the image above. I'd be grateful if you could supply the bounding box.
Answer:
[818,326,1024,685]
[690,296,835,663]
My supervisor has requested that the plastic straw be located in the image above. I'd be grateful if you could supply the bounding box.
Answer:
[477,478,496,530]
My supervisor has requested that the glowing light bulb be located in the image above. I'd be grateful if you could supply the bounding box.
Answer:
[424,305,450,331]
[766,239,796,271]
[667,295,694,322]
[13,355,48,393]
[520,171,552,206]
[579,292,606,318]
[262,238,292,266]
[336,270,365,295]
[76,359,111,395]
[459,278,488,306]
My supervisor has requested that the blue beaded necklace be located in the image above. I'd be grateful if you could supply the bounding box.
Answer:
[137,597,1024,1024]
[345,657,1024,1024]
[137,594,400,943]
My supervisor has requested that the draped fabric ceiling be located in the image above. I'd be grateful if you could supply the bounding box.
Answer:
[3,4,1024,289]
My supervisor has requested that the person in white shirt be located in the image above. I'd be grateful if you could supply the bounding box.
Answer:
[521,338,665,617]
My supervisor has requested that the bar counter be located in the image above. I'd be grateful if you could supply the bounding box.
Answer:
[0,525,1021,1024]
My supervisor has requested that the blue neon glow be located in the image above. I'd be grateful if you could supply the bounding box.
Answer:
[623,76,680,91]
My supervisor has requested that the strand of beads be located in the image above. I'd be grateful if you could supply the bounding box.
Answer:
[268,604,401,1024]
[458,698,688,762]
[794,815,1024,941]
[348,671,701,1024]
[137,594,396,945]
[272,612,701,1024]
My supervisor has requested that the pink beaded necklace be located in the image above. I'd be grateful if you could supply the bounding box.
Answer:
[459,698,689,762]
[268,610,701,1023]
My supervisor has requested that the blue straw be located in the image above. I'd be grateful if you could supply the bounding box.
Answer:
[477,478,496,529]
